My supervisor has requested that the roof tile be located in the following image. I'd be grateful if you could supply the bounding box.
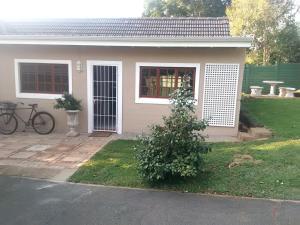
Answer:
[0,18,230,38]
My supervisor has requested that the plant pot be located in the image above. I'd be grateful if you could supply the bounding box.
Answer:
[66,110,80,137]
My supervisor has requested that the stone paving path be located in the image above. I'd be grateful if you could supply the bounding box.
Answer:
[0,132,115,181]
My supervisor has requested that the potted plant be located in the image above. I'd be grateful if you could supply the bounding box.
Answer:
[54,93,82,137]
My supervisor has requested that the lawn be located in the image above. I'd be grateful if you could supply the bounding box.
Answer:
[70,98,300,200]
[243,98,300,138]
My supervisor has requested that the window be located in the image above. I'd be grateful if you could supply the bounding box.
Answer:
[140,67,195,98]
[15,59,72,99]
[136,63,200,104]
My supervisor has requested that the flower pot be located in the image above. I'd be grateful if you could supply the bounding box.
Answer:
[66,110,80,137]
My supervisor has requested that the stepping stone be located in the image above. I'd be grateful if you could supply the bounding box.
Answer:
[26,145,52,152]
[238,132,256,141]
[10,151,36,159]
[249,127,272,138]
[61,155,87,163]
[0,150,15,158]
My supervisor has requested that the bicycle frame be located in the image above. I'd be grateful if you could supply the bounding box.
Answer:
[0,102,55,135]
[11,106,37,127]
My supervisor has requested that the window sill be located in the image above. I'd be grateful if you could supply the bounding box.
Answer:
[135,97,171,105]
[16,93,63,100]
[135,97,198,105]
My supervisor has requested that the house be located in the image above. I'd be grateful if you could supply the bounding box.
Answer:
[0,18,252,137]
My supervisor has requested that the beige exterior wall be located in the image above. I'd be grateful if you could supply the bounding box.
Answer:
[0,45,246,137]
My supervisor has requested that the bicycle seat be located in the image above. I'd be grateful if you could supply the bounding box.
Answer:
[28,103,38,108]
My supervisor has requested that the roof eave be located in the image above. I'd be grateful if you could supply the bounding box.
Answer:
[0,35,253,48]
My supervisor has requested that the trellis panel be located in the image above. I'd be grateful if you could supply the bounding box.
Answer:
[202,63,239,127]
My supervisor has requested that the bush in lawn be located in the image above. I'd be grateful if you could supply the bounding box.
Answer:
[135,75,211,181]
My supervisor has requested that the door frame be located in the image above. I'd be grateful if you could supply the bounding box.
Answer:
[87,60,122,134]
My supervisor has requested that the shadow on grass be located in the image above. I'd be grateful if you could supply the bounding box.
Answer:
[144,170,214,192]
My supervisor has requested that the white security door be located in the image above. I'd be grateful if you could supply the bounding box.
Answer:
[93,65,117,132]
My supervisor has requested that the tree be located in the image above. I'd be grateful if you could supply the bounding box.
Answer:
[143,0,230,17]
[227,0,300,65]
[270,22,300,64]
[135,75,211,181]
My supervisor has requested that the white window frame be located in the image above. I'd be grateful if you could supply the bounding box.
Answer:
[14,59,72,99]
[135,62,200,105]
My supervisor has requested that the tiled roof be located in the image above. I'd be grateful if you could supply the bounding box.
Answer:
[0,18,230,38]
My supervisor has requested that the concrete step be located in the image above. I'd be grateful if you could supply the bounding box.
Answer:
[249,127,272,138]
[238,132,257,141]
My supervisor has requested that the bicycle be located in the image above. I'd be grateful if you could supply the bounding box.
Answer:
[0,102,55,135]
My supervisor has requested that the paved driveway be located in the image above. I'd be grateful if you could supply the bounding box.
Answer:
[0,133,114,181]
[0,176,299,225]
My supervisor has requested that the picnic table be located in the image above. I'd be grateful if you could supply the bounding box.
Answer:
[263,80,284,96]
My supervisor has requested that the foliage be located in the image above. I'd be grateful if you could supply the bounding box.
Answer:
[227,0,300,65]
[269,22,300,64]
[143,0,230,17]
[54,93,82,111]
[134,75,211,181]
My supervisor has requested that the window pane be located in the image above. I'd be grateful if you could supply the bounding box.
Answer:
[140,67,157,97]
[178,68,195,91]
[54,64,69,93]
[37,64,52,93]
[159,68,176,97]
[19,63,69,94]
[20,64,37,93]
[139,66,196,99]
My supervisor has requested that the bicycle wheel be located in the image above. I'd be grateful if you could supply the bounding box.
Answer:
[32,112,55,135]
[0,113,18,135]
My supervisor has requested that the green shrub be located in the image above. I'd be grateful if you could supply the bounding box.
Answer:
[135,75,211,181]
[54,93,82,111]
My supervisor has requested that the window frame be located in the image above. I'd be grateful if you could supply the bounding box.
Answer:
[14,59,72,99]
[135,62,200,105]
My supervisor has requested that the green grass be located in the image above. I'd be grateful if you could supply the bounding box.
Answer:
[70,98,300,200]
[243,98,300,138]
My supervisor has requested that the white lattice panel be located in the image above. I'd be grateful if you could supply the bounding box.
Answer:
[202,64,240,127]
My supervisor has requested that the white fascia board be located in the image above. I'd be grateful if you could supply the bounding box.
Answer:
[0,36,252,48]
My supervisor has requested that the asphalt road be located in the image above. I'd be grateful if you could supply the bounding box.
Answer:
[0,176,299,225]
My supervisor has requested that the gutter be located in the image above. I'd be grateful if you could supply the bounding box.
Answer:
[0,35,253,48]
